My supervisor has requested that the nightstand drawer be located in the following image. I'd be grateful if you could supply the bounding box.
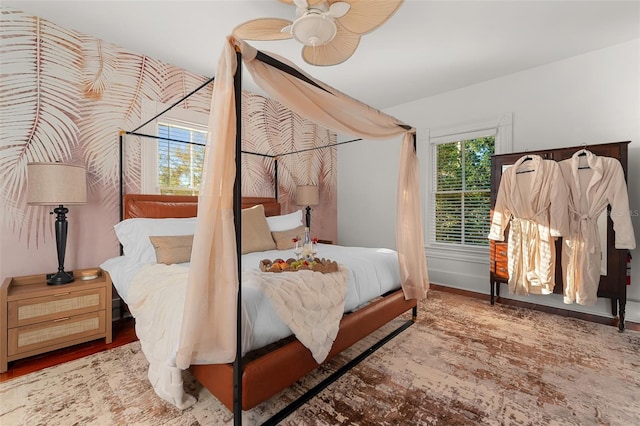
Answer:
[1,269,112,373]
[494,242,509,279]
[8,288,106,328]
[495,261,509,279]
[8,310,106,357]
[495,243,508,260]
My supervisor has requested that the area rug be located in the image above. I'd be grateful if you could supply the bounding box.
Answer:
[1,290,639,425]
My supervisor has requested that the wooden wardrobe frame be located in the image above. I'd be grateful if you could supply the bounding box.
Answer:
[489,141,631,331]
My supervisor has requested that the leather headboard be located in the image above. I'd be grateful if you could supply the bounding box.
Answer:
[123,194,281,219]
[241,197,281,217]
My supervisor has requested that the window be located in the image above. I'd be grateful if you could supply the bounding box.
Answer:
[140,100,209,194]
[422,113,512,262]
[434,137,494,246]
[157,122,206,195]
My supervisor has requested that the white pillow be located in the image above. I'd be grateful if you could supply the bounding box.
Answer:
[266,209,304,232]
[114,217,197,263]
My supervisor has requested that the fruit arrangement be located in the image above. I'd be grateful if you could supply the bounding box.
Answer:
[259,257,339,274]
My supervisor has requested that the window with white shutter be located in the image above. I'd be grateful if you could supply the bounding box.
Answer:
[157,122,206,195]
[140,100,209,194]
[433,136,494,246]
[422,113,512,262]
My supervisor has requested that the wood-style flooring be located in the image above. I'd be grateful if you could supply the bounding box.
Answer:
[0,317,138,383]
[1,287,637,382]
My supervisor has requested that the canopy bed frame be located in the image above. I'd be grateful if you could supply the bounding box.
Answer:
[124,194,416,424]
[117,38,425,425]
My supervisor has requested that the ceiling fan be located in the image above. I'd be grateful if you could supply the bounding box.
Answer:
[233,0,404,66]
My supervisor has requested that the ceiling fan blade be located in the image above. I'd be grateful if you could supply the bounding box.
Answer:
[278,0,324,5]
[334,0,404,35]
[233,18,294,41]
[301,24,360,66]
[328,2,350,18]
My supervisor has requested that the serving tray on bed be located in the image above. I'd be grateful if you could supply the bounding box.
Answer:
[259,258,339,274]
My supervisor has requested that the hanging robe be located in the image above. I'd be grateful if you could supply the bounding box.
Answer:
[488,155,569,295]
[558,150,636,306]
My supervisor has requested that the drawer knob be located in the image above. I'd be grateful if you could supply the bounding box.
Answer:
[53,292,71,297]
[499,267,507,272]
[53,317,70,322]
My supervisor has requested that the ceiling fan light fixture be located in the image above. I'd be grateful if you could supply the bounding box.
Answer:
[291,11,336,46]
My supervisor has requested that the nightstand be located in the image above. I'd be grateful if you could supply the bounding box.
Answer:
[0,268,112,373]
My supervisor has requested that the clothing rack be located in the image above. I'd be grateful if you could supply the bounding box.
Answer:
[489,141,632,332]
[121,47,418,425]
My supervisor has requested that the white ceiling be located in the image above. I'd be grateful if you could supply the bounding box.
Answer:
[3,0,640,110]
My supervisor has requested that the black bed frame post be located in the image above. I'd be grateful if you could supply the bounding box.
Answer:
[119,131,124,223]
[274,157,279,200]
[119,131,125,256]
[412,132,418,322]
[232,49,243,426]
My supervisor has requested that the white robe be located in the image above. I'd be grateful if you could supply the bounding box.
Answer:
[558,150,636,306]
[488,155,569,295]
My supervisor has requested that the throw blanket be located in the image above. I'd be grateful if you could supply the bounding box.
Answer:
[242,267,349,363]
[126,263,348,409]
[127,263,195,410]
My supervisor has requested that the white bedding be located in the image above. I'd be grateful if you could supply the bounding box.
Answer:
[102,244,401,355]
[101,244,401,409]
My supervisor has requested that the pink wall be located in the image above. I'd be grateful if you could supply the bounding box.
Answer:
[0,7,337,283]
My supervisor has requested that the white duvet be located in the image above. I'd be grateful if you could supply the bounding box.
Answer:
[100,244,401,409]
[103,244,401,353]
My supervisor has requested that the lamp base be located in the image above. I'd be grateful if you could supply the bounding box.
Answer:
[46,270,74,285]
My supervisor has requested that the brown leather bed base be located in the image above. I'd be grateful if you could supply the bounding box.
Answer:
[122,193,416,412]
[191,288,416,411]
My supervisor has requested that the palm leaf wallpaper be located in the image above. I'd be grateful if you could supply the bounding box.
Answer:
[0,7,337,281]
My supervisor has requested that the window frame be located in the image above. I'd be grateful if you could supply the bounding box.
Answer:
[156,122,207,195]
[420,113,512,264]
[140,99,209,194]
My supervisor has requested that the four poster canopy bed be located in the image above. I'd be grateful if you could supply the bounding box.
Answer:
[101,36,429,424]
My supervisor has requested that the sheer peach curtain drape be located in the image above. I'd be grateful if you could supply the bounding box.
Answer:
[176,37,428,368]
[175,38,238,368]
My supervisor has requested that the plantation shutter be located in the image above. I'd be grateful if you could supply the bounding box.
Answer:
[431,129,496,247]
[158,122,207,195]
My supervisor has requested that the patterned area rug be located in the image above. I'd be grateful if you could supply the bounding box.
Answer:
[2,290,639,425]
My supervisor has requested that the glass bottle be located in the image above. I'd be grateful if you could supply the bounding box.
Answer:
[302,227,312,260]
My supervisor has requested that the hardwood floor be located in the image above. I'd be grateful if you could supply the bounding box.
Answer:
[429,284,640,332]
[0,317,138,383]
[2,288,637,383]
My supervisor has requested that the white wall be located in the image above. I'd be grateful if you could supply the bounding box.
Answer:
[339,39,640,322]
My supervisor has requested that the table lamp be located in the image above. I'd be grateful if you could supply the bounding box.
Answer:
[27,162,87,285]
[296,185,319,229]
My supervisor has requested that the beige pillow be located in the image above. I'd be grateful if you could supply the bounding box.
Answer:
[149,234,194,264]
[271,225,305,250]
[241,205,276,254]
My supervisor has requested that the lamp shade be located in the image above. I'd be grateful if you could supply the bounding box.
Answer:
[27,163,87,205]
[296,185,319,206]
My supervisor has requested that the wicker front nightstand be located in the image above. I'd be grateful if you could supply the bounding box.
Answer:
[0,268,112,373]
